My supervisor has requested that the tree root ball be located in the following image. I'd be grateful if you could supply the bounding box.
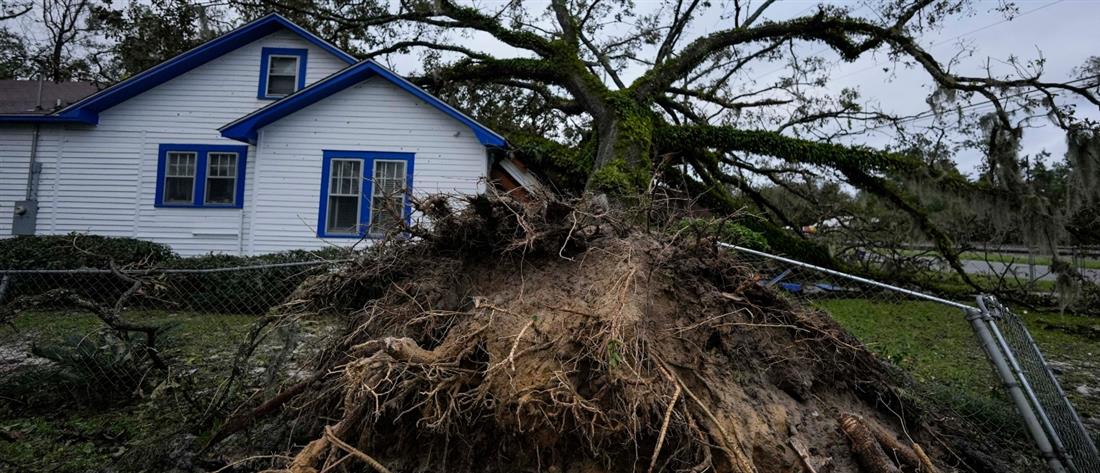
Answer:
[261,193,1026,473]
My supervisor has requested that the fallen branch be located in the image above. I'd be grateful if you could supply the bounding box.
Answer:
[202,372,326,451]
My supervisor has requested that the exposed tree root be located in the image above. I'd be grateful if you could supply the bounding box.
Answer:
[219,194,1025,473]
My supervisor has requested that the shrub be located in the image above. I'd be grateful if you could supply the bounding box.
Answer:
[675,217,771,251]
[0,233,177,270]
[153,247,353,314]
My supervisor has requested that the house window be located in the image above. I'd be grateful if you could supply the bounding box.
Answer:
[204,153,239,205]
[156,144,248,208]
[164,152,197,204]
[369,160,408,235]
[326,159,362,235]
[318,151,414,238]
[259,47,307,99]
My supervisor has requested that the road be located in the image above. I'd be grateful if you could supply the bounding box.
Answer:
[957,259,1100,282]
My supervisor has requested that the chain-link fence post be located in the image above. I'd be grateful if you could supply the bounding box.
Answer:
[968,300,1066,473]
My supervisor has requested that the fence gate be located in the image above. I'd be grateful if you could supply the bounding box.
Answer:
[717,242,1100,473]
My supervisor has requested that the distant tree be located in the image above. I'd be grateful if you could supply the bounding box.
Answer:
[36,0,94,82]
[89,0,227,83]
[0,28,31,78]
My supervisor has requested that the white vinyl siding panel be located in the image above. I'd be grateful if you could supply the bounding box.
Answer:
[0,125,33,236]
[250,77,488,253]
[15,29,348,256]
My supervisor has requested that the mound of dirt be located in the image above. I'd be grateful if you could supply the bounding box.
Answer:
[251,195,1026,473]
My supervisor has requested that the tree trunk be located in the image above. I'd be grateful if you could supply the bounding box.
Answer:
[585,95,655,196]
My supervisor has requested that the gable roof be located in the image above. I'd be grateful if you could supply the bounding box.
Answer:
[23,13,356,125]
[219,59,507,148]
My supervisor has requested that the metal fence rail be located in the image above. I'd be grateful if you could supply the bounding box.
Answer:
[718,242,1100,473]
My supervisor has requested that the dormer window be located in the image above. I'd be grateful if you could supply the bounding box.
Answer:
[259,47,307,99]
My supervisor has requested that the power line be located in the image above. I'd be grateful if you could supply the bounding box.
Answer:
[852,74,1099,134]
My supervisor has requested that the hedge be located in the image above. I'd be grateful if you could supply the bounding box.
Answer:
[0,234,352,314]
[0,233,177,270]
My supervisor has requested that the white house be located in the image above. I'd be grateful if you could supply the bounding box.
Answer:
[0,14,532,256]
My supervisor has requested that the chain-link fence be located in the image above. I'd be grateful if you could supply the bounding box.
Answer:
[0,260,339,315]
[718,242,1100,473]
[0,260,343,407]
[978,296,1100,473]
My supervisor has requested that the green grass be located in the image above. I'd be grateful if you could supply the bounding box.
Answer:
[817,298,1100,437]
[0,310,328,472]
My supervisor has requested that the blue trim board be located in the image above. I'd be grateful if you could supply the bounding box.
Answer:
[154,144,249,208]
[36,13,355,125]
[258,47,308,99]
[317,150,415,239]
[0,114,96,124]
[220,59,508,148]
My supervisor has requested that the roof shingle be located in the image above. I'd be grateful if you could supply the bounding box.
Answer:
[0,80,98,115]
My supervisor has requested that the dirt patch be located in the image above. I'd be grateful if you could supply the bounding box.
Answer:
[246,194,1037,473]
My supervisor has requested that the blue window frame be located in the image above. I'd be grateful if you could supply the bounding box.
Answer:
[155,144,248,208]
[258,47,308,99]
[317,150,414,238]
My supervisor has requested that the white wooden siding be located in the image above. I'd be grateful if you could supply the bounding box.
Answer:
[7,29,349,256]
[250,76,488,254]
[0,125,33,236]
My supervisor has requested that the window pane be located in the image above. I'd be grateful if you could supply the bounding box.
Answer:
[372,161,406,196]
[270,56,297,75]
[267,75,296,96]
[165,176,194,203]
[205,178,235,204]
[370,196,403,235]
[164,151,197,204]
[369,161,408,235]
[208,153,237,177]
[166,152,196,177]
[330,160,360,195]
[327,195,359,234]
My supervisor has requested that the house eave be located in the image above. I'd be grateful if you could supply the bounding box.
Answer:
[219,59,508,148]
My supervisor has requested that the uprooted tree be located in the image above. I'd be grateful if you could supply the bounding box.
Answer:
[231,0,1100,286]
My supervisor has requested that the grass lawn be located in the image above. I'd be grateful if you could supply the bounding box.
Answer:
[817,298,1100,439]
[0,309,334,472]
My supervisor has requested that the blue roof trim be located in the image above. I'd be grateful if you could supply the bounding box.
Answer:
[52,13,355,122]
[0,114,97,124]
[219,59,508,148]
